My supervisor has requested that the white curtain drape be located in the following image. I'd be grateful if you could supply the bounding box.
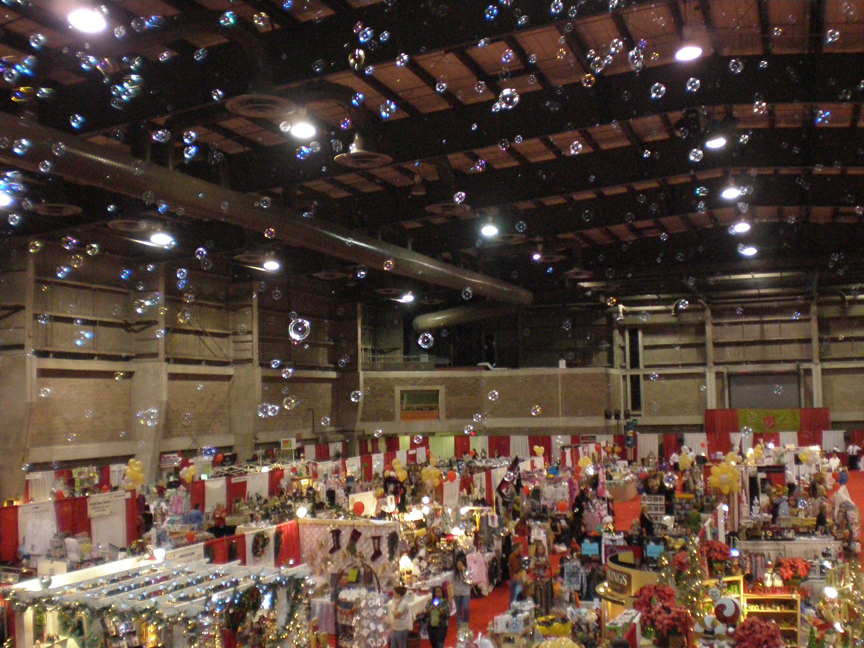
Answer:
[429,436,453,459]
[91,493,127,550]
[18,501,57,549]
[637,433,660,460]
[109,464,126,488]
[329,442,343,457]
[779,431,799,448]
[304,445,316,460]
[729,433,741,452]
[683,432,708,453]
[551,436,570,462]
[371,453,384,475]
[204,477,227,512]
[246,472,268,500]
[822,430,845,451]
[510,435,530,459]
[25,472,54,503]
[470,435,489,454]
[415,447,426,463]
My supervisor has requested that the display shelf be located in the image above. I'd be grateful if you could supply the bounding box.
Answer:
[743,591,800,643]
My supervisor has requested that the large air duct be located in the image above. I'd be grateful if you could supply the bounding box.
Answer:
[413,304,518,330]
[0,113,532,306]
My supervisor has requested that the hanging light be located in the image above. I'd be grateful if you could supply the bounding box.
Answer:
[738,243,757,257]
[480,216,498,237]
[68,7,107,33]
[149,231,175,247]
[730,221,751,234]
[262,255,281,271]
[721,185,742,200]
[675,44,703,61]
[397,292,415,303]
[288,108,316,140]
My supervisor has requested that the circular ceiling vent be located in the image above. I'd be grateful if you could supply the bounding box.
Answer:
[225,94,295,120]
[30,203,82,217]
[107,219,149,232]
[374,287,403,296]
[334,148,393,169]
[425,202,471,215]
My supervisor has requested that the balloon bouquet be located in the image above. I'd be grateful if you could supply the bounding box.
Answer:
[178,463,197,484]
[122,458,146,491]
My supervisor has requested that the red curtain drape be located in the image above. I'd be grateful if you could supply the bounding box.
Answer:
[358,439,370,455]
[0,506,18,562]
[485,471,494,505]
[528,436,553,461]
[55,497,90,536]
[705,432,731,455]
[410,436,429,449]
[227,478,246,513]
[206,537,228,563]
[361,456,373,481]
[849,430,864,446]
[705,410,740,434]
[663,434,679,460]
[454,436,471,458]
[385,437,400,452]
[459,476,473,496]
[189,481,205,511]
[282,520,301,565]
[99,466,111,490]
[488,436,510,458]
[800,408,831,445]
[126,496,139,546]
[383,451,397,469]
[315,444,329,461]
[269,469,284,496]
[234,534,246,565]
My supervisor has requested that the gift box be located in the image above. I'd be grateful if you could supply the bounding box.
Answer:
[493,615,512,634]
[606,609,641,648]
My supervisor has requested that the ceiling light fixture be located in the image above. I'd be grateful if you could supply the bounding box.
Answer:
[149,231,175,247]
[675,44,703,61]
[730,221,751,234]
[0,191,13,208]
[262,258,281,271]
[287,108,316,140]
[68,7,108,33]
[480,217,499,237]
[721,185,742,200]
[738,243,758,257]
[532,252,542,261]
[398,292,415,303]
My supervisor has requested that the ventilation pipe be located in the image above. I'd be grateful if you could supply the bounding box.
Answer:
[0,114,532,306]
[412,304,518,330]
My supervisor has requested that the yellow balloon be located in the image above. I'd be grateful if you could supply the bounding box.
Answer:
[578,456,592,469]
[534,445,545,457]
[398,471,408,482]
[432,478,441,487]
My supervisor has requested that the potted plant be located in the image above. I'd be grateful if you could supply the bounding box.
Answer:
[731,617,783,648]
[774,557,811,585]
[700,540,731,576]
[653,605,694,648]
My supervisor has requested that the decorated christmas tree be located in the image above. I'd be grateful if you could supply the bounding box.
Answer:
[659,536,713,617]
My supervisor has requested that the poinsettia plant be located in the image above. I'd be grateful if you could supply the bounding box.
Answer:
[672,551,691,573]
[700,540,731,563]
[774,556,811,580]
[653,605,694,639]
[731,617,783,648]
[634,584,677,632]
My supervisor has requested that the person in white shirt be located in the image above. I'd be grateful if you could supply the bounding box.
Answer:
[669,451,680,471]
[848,443,861,471]
[390,585,412,648]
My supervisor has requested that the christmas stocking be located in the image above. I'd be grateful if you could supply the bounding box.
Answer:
[370,536,382,561]
[328,528,342,554]
[347,529,362,555]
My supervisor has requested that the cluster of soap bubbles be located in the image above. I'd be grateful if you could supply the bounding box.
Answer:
[257,403,281,418]
[137,408,160,427]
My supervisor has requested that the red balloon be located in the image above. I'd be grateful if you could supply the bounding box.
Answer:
[353,501,365,515]
[447,470,458,483]
[186,532,196,544]
[523,485,531,496]
[54,491,65,500]
[833,472,840,481]
[215,454,224,464]
[701,442,707,448]
[557,500,569,513]
[290,466,298,475]
[101,484,110,493]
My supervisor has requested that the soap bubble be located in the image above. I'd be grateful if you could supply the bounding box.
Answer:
[485,5,498,20]
[463,425,474,435]
[453,191,466,204]
[85,243,100,256]
[689,148,704,163]
[350,390,362,403]
[663,472,679,489]
[283,396,299,410]
[418,332,434,349]
[288,318,311,342]
[686,77,700,92]
[7,213,22,226]
[379,100,397,119]
[462,287,473,300]
[531,405,542,416]
[396,53,409,66]
[67,432,78,443]
[488,390,499,402]
[569,141,583,155]
[320,416,331,427]
[728,58,744,74]
[39,387,52,398]
[264,228,276,238]
[269,358,281,369]
[383,259,394,271]
[650,83,666,99]
[281,365,294,379]
[29,240,44,253]
[497,88,520,109]
[219,11,237,27]
[825,29,840,45]
[69,114,86,129]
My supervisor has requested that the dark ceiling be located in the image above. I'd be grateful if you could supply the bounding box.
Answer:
[2,0,864,310]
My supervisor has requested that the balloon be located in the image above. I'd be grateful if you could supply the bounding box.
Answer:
[215,454,224,464]
[186,532,196,544]
[578,456,592,469]
[533,445,544,457]
[353,501,365,515]
[523,485,531,496]
[833,471,840,481]
[392,459,402,470]
[101,484,110,493]
[447,470,457,483]
[557,500,569,513]
[701,442,706,448]
[433,478,441,487]
[397,470,407,482]
[614,446,622,455]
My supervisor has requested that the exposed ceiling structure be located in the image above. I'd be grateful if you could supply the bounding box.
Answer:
[2,0,864,311]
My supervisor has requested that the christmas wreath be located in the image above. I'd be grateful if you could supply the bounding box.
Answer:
[252,531,271,558]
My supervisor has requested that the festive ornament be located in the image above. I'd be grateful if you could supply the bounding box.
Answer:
[556,500,569,513]
[353,501,365,515]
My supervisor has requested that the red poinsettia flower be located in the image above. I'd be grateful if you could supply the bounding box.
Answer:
[699,540,731,563]
[731,617,783,648]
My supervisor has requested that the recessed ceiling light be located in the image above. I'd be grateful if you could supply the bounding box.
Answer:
[68,8,108,33]
[532,252,542,261]
[480,223,499,237]
[705,135,727,149]
[398,292,415,303]
[149,231,175,247]
[721,186,742,200]
[730,221,751,234]
[0,191,13,208]
[262,259,281,271]
[738,244,758,257]
[290,121,316,140]
[674,44,703,62]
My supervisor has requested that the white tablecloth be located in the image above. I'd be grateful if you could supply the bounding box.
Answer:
[311,597,335,634]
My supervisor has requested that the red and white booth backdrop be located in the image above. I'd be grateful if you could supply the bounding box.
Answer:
[0,493,139,563]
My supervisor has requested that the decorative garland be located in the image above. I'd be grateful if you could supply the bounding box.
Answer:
[252,531,271,558]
